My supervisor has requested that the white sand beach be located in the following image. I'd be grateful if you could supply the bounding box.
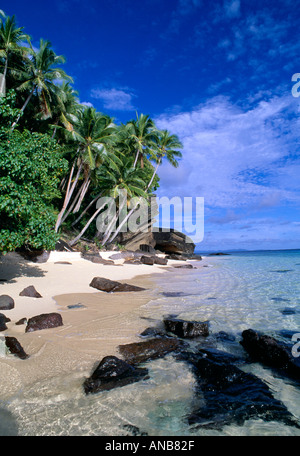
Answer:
[0,251,186,398]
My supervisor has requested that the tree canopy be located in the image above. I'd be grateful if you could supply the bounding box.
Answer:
[0,12,183,253]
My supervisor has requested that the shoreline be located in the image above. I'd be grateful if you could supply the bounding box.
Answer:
[0,251,195,398]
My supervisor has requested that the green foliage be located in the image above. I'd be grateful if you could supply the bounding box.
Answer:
[0,121,68,253]
[0,11,183,249]
[0,89,20,125]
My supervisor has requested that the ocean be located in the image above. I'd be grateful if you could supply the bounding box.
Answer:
[1,249,300,436]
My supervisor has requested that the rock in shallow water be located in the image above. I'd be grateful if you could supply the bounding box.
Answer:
[5,336,29,360]
[240,328,300,379]
[185,348,300,430]
[118,337,183,364]
[163,317,209,338]
[89,277,146,293]
[25,312,63,332]
[83,355,148,394]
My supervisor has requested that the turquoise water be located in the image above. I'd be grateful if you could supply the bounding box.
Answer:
[1,250,300,436]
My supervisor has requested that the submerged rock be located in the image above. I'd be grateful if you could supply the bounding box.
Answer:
[118,337,183,364]
[83,355,148,394]
[240,329,300,379]
[173,264,195,269]
[5,336,29,360]
[19,285,42,298]
[163,317,209,338]
[25,313,63,332]
[186,348,300,430]
[89,277,146,293]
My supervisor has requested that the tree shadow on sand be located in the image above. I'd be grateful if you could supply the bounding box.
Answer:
[0,252,46,284]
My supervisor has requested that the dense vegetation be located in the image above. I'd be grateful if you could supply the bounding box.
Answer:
[0,12,183,254]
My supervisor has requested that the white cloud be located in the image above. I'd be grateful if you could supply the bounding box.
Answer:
[155,94,300,211]
[90,88,135,111]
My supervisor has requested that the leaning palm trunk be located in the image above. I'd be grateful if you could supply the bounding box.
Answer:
[133,149,139,168]
[73,177,90,213]
[60,178,86,224]
[55,159,82,232]
[11,85,36,131]
[69,200,108,246]
[146,157,161,191]
[104,160,160,245]
[100,197,128,246]
[71,191,103,227]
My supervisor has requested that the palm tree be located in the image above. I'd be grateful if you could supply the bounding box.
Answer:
[55,107,119,231]
[49,82,80,138]
[11,38,72,130]
[94,158,148,246]
[126,113,158,168]
[0,14,30,95]
[104,129,183,246]
[146,129,183,191]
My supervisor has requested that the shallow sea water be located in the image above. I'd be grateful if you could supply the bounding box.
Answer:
[1,250,300,436]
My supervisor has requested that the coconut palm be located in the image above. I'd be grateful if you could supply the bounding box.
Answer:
[125,113,158,168]
[146,129,183,191]
[55,107,119,231]
[49,82,80,138]
[105,129,183,246]
[95,158,148,246]
[11,38,72,130]
[0,14,30,95]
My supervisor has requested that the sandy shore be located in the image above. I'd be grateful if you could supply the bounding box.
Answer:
[0,251,186,398]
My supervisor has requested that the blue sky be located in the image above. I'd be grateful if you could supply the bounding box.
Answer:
[2,0,300,251]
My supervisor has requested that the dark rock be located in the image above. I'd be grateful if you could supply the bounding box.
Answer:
[240,329,300,379]
[25,312,63,332]
[19,285,42,298]
[187,351,300,430]
[82,254,114,265]
[55,239,74,252]
[173,264,195,269]
[208,252,230,256]
[83,355,148,394]
[89,277,146,293]
[140,255,154,265]
[153,229,195,255]
[163,317,209,338]
[0,295,14,310]
[5,336,29,360]
[0,313,9,331]
[153,256,168,265]
[16,317,27,325]
[54,261,72,265]
[118,337,183,365]
[166,254,186,261]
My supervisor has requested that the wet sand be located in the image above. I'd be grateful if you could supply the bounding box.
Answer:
[0,252,181,399]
